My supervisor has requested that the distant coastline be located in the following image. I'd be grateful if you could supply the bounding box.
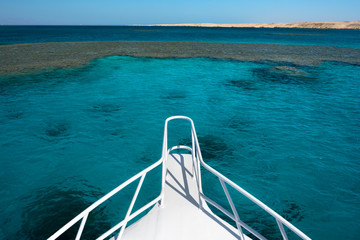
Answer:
[149,21,360,29]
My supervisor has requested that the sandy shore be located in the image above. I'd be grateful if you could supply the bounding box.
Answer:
[151,21,360,29]
[1,41,359,76]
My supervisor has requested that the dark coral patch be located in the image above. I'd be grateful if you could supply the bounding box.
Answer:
[45,121,71,137]
[19,182,110,240]
[180,134,232,160]
[253,65,313,85]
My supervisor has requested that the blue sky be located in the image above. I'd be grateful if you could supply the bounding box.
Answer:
[1,0,359,25]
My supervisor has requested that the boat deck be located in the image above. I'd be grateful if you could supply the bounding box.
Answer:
[49,116,310,240]
[120,153,249,240]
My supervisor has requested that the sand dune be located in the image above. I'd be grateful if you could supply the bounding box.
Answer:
[151,21,360,29]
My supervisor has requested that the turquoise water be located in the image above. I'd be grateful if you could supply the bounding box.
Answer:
[0,56,359,239]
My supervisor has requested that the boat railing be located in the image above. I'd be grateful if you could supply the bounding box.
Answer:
[163,116,311,240]
[48,158,163,240]
[49,116,311,240]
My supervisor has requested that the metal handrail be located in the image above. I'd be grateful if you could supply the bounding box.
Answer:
[48,159,163,240]
[49,116,310,240]
[163,116,311,240]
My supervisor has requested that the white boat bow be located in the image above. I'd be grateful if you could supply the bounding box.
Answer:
[48,116,311,240]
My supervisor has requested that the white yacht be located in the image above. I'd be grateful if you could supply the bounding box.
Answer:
[48,116,311,240]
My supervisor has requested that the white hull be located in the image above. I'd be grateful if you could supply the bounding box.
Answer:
[49,116,310,240]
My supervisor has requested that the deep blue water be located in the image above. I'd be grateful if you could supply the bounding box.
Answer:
[0,27,360,239]
[1,25,360,48]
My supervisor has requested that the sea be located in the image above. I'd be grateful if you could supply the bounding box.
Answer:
[0,26,359,239]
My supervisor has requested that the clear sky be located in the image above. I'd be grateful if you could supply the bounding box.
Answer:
[1,0,359,25]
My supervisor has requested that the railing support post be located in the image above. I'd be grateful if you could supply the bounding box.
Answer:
[219,179,245,240]
[75,213,88,240]
[116,174,146,240]
[277,219,289,240]
[191,131,196,178]
[160,119,168,207]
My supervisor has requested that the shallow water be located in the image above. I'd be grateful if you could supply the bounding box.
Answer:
[0,56,359,239]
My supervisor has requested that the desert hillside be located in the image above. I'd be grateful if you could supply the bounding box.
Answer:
[151,21,360,29]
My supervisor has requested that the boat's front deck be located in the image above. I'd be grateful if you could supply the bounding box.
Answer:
[120,153,248,240]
